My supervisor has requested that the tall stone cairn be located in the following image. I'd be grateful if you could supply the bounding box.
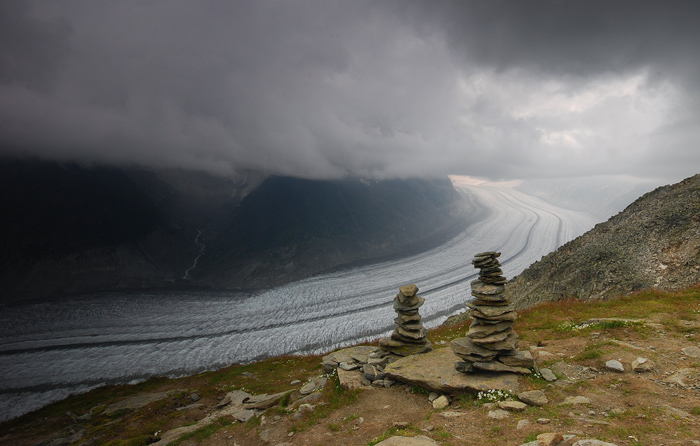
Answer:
[378,284,433,356]
[451,252,533,374]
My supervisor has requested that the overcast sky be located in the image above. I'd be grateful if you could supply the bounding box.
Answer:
[2,1,699,183]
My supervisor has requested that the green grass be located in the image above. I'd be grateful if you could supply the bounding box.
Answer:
[290,371,360,432]
[169,417,233,445]
[410,385,430,395]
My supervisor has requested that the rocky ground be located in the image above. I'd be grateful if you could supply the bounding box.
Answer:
[2,287,699,446]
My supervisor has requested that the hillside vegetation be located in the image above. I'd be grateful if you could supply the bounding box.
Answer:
[2,286,699,446]
[506,173,700,308]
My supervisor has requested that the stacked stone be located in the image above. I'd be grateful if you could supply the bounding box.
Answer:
[451,252,532,374]
[379,284,433,356]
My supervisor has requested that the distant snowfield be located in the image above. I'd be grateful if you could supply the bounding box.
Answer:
[0,177,598,421]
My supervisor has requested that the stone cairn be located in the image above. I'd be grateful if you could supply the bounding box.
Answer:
[451,252,534,374]
[378,284,433,356]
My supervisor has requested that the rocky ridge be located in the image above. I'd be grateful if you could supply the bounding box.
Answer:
[506,173,700,308]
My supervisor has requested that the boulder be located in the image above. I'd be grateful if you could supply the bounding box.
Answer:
[300,376,328,395]
[605,360,625,373]
[499,350,535,368]
[432,395,449,410]
[374,436,439,446]
[631,357,654,372]
[517,390,548,406]
[384,347,519,393]
[337,369,366,390]
[243,391,289,410]
[498,400,527,411]
[473,361,531,374]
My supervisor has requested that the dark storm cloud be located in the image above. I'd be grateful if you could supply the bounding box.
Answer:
[1,1,699,182]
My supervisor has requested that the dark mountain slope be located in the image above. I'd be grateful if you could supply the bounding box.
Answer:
[0,160,244,303]
[197,176,470,289]
[1,160,469,302]
[506,173,700,308]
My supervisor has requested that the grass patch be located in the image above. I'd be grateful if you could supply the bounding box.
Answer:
[432,426,453,440]
[290,371,360,432]
[169,417,232,445]
[691,407,700,415]
[343,413,360,423]
[410,385,430,395]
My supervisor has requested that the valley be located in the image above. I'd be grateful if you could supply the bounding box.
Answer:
[0,178,598,422]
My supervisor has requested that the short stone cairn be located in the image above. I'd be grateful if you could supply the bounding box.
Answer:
[451,252,534,374]
[378,284,433,356]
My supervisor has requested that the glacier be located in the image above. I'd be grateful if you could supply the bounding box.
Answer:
[0,177,598,422]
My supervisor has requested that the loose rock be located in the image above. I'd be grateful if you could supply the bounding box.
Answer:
[517,390,548,406]
[432,395,449,410]
[537,432,564,446]
[605,359,625,373]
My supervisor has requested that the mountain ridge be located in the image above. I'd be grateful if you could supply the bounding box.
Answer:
[0,159,469,303]
[506,173,700,308]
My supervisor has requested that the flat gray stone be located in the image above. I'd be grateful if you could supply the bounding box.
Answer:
[399,284,419,297]
[466,302,514,317]
[471,309,518,323]
[322,345,380,371]
[540,368,557,382]
[631,357,654,372]
[217,390,252,408]
[682,346,700,359]
[393,295,425,312]
[571,441,619,446]
[499,350,535,368]
[517,390,548,406]
[104,390,177,414]
[487,409,510,419]
[560,396,591,405]
[605,359,625,373]
[470,280,505,294]
[300,376,328,395]
[243,391,289,410]
[473,361,531,374]
[374,436,439,446]
[337,369,367,390]
[451,337,498,361]
[384,347,519,394]
[379,338,433,356]
[467,321,513,339]
[432,395,449,409]
[498,400,527,411]
[470,330,512,345]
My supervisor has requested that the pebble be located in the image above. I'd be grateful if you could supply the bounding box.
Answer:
[517,390,548,406]
[537,433,564,446]
[487,409,510,419]
[432,395,449,410]
[605,359,624,373]
[498,401,527,412]
[516,419,530,429]
[540,368,557,382]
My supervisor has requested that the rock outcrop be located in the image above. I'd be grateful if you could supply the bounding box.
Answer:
[506,173,700,308]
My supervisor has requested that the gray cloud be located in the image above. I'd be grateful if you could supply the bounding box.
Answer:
[1,0,699,183]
